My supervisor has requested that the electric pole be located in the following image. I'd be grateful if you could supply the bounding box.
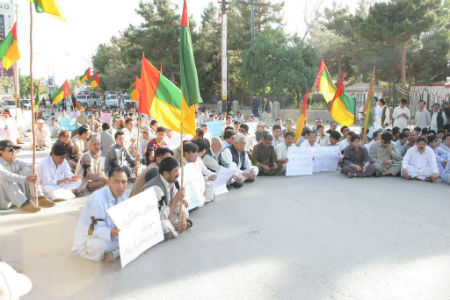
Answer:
[220,0,228,113]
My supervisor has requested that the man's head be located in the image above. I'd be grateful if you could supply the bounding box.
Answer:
[125,118,133,130]
[223,129,235,144]
[302,128,311,139]
[210,137,223,154]
[141,126,150,140]
[340,126,349,137]
[351,134,361,149]
[183,142,198,163]
[286,119,294,129]
[276,118,282,126]
[0,140,21,161]
[37,119,45,130]
[421,127,428,136]
[159,157,179,183]
[150,120,158,131]
[50,143,68,166]
[209,114,215,121]
[192,139,207,157]
[114,130,125,148]
[257,122,265,133]
[78,125,89,139]
[416,136,428,152]
[317,124,324,135]
[380,132,393,147]
[154,147,173,165]
[156,127,166,140]
[399,132,408,145]
[379,98,386,107]
[89,139,101,155]
[427,135,439,148]
[239,124,249,135]
[201,123,208,132]
[433,103,440,112]
[59,130,71,144]
[261,133,273,148]
[408,131,418,144]
[372,130,381,141]
[418,100,425,110]
[51,117,58,125]
[108,166,128,198]
[272,125,282,139]
[330,122,338,131]
[194,128,204,140]
[284,131,294,147]
[308,131,317,145]
[400,98,407,107]
[233,134,246,152]
[442,133,450,147]
[329,131,341,145]
[437,130,444,139]
[102,123,110,131]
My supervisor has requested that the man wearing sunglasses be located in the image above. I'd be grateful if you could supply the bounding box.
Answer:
[0,140,54,213]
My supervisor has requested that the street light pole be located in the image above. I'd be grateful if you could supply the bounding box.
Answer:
[221,0,228,113]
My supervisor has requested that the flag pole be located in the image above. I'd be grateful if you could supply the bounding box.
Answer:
[29,2,38,206]
[13,64,19,122]
[178,100,184,229]
[363,67,376,145]
[306,88,313,124]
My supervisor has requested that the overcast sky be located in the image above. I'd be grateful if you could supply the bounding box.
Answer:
[12,0,363,85]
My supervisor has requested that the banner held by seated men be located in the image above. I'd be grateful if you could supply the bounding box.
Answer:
[107,187,164,269]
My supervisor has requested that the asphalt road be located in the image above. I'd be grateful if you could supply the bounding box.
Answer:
[1,171,449,300]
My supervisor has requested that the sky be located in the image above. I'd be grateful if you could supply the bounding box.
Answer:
[10,0,363,85]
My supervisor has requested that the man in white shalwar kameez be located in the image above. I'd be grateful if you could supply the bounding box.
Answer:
[71,166,128,262]
[39,143,82,200]
[402,136,439,182]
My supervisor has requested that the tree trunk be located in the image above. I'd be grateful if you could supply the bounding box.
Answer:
[400,40,411,96]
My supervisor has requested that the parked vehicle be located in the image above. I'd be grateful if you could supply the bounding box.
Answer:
[19,99,31,109]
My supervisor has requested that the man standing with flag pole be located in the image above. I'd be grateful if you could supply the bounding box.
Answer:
[363,67,376,144]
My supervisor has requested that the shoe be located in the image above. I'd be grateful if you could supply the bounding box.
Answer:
[232,181,243,189]
[347,172,354,178]
[38,197,55,208]
[20,203,41,213]
[375,170,382,177]
[73,189,84,197]
[104,248,120,262]
[52,198,65,203]
[425,177,434,183]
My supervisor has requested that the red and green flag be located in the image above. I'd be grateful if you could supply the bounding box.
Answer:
[74,98,85,111]
[294,87,309,143]
[314,59,336,103]
[79,68,91,82]
[179,0,202,111]
[51,80,71,105]
[89,73,101,88]
[0,22,20,70]
[328,75,355,127]
[140,55,196,135]
[33,0,65,21]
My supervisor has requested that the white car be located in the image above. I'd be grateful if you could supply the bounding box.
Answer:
[105,94,119,107]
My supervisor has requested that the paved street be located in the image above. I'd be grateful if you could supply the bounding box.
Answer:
[1,168,449,300]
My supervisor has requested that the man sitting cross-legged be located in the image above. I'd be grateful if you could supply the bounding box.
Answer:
[104,130,138,180]
[341,134,376,178]
[39,143,82,201]
[402,136,439,182]
[0,140,54,213]
[275,131,295,175]
[369,132,402,176]
[142,157,191,238]
[74,138,109,195]
[252,133,281,175]
[71,166,128,262]
[130,147,174,197]
[427,135,449,178]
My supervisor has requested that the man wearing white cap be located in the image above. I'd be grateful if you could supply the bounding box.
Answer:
[35,119,50,151]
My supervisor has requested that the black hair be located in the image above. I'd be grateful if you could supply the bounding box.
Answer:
[272,124,281,131]
[340,126,349,133]
[421,128,428,135]
[373,130,380,139]
[78,125,89,136]
[183,142,198,155]
[399,132,408,139]
[330,131,341,140]
[350,134,361,142]
[150,120,158,126]
[108,166,128,178]
[196,128,204,137]
[316,124,324,130]
[159,157,179,175]
[443,133,450,140]
[418,100,425,104]
[224,126,234,132]
[381,132,393,143]
[392,126,400,136]
[51,143,68,156]
[114,130,124,140]
[59,130,69,138]
[379,98,386,105]
[262,133,273,141]
[400,98,407,104]
[414,127,421,132]
[427,135,437,144]
[223,129,235,140]
[156,126,166,133]
[240,124,249,132]
[192,139,206,152]
[437,129,444,134]
[284,131,295,138]
[302,127,311,137]
[154,147,174,159]
[428,130,436,136]
[102,123,110,131]
[416,136,428,144]
[125,118,133,124]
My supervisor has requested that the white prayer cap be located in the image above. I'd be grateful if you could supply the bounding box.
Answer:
[36,119,45,124]
[257,121,265,127]
[0,262,33,300]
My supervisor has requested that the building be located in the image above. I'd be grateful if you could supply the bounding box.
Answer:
[410,79,450,115]
[346,83,385,121]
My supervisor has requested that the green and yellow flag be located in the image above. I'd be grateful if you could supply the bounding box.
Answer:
[79,68,91,82]
[89,73,101,88]
[0,22,20,70]
[294,87,309,143]
[314,59,336,103]
[180,0,202,110]
[33,0,65,21]
[328,75,355,127]
[363,67,376,136]
[51,80,71,105]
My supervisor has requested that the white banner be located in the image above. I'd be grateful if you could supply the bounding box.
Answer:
[107,188,164,269]
[312,146,340,172]
[179,163,206,210]
[212,167,235,196]
[286,146,340,176]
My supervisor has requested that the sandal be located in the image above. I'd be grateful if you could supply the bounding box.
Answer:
[186,219,193,229]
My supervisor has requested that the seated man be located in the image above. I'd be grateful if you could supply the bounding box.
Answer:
[272,125,284,147]
[369,132,402,176]
[74,139,109,195]
[144,127,166,165]
[203,137,223,172]
[35,119,50,151]
[221,133,258,183]
[71,125,90,158]
[402,136,439,182]
[252,133,280,175]
[130,147,173,197]
[394,132,408,153]
[401,131,417,156]
[71,166,128,262]
[39,143,82,201]
[222,129,235,149]
[49,117,61,139]
[300,131,319,149]
[142,157,191,238]
[275,131,295,174]
[321,130,341,146]
[100,123,115,156]
[238,124,256,156]
[0,140,54,212]
[53,130,79,171]
[104,130,138,179]
[295,128,311,146]
[440,133,450,153]
[428,135,449,178]
[341,134,376,178]
[316,125,329,145]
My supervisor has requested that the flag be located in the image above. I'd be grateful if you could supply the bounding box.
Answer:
[294,88,309,143]
[128,84,136,101]
[363,67,376,135]
[79,68,91,82]
[134,76,142,103]
[74,98,85,111]
[89,73,101,88]
[51,80,71,105]
[328,75,355,127]
[0,22,20,70]
[179,0,203,111]
[140,55,196,135]
[314,59,336,103]
[34,81,41,111]
[33,0,65,21]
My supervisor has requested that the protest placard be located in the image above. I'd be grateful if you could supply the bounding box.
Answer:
[179,163,206,210]
[313,146,340,172]
[107,188,164,269]
[212,167,235,195]
[286,147,314,176]
[207,120,224,137]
